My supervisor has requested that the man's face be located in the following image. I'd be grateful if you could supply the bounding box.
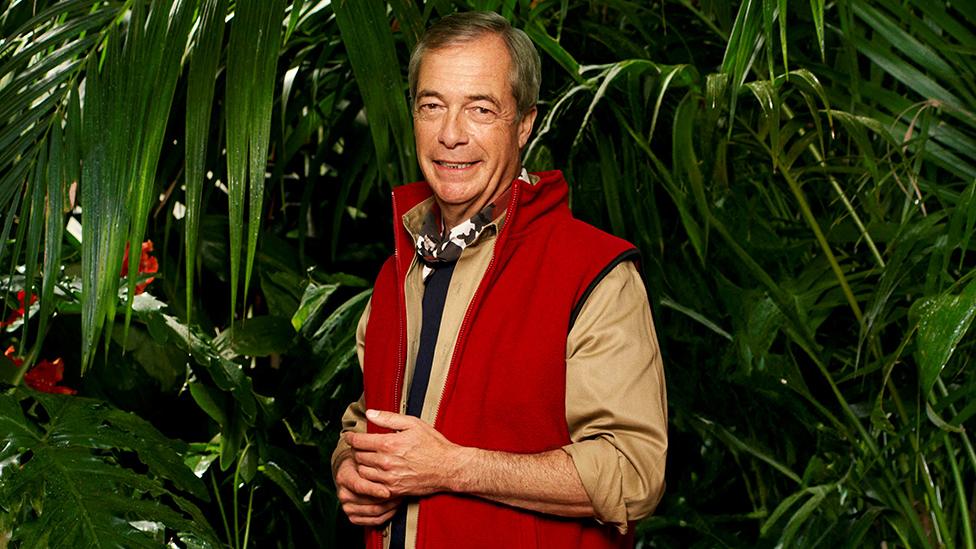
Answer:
[413,34,537,225]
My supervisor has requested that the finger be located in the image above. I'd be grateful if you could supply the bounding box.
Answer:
[338,485,388,505]
[352,474,391,499]
[354,450,394,470]
[347,512,394,527]
[348,505,400,527]
[339,471,391,501]
[345,432,390,453]
[343,500,401,518]
[358,464,395,485]
[366,408,419,431]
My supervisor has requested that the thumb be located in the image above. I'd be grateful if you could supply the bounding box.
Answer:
[366,409,417,431]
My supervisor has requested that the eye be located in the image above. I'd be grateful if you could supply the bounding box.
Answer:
[417,103,444,113]
[468,105,497,123]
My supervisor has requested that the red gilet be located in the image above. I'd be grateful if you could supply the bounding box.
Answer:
[363,170,638,548]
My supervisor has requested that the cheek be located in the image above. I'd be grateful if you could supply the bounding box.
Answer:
[414,120,438,144]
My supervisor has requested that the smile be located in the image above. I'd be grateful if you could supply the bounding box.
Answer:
[435,160,479,169]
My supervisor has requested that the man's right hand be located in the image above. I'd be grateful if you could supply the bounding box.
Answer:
[335,451,402,526]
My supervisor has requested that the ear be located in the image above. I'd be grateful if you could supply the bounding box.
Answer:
[517,106,538,149]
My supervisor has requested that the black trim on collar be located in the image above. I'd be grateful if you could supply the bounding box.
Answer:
[568,248,642,333]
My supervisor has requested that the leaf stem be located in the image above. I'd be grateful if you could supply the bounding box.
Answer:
[211,470,233,547]
[242,484,256,549]
[944,433,974,549]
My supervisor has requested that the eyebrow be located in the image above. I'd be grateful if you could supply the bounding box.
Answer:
[415,90,502,108]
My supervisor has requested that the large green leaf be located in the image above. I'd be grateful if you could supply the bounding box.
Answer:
[184,0,228,326]
[224,0,286,321]
[333,0,416,188]
[913,277,976,395]
[0,391,219,547]
[79,0,195,371]
[214,316,297,358]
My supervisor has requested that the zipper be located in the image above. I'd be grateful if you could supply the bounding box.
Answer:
[391,191,407,417]
[432,181,522,429]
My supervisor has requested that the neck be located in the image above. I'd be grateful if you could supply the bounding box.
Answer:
[437,170,522,230]
[438,185,510,230]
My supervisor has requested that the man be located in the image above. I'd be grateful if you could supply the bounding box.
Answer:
[332,11,667,549]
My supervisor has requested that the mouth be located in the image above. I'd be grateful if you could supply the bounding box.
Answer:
[434,160,480,170]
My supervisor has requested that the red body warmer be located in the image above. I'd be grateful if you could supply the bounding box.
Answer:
[363,171,638,548]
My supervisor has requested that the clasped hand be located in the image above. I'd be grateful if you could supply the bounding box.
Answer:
[335,409,467,526]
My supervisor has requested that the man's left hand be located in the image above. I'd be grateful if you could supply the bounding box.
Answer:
[345,409,469,498]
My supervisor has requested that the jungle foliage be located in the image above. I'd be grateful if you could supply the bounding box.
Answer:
[0,0,974,547]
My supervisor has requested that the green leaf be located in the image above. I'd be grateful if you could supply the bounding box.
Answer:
[79,0,196,371]
[334,0,416,188]
[524,20,581,82]
[225,0,286,320]
[912,278,976,395]
[189,382,228,429]
[36,115,65,362]
[721,0,763,130]
[214,316,297,358]
[260,270,305,319]
[760,483,833,540]
[111,324,186,392]
[303,289,371,391]
[659,297,733,341]
[0,391,219,547]
[239,443,258,484]
[291,281,339,332]
[185,0,227,327]
[672,93,709,263]
[158,314,258,426]
[809,0,824,61]
[693,415,801,484]
[925,402,965,434]
[389,0,424,52]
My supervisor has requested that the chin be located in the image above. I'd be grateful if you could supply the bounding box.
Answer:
[430,185,478,205]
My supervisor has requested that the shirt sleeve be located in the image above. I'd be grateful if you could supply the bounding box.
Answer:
[561,261,668,534]
[330,297,372,479]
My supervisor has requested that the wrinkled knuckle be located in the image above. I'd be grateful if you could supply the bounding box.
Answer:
[352,477,370,493]
[357,465,375,480]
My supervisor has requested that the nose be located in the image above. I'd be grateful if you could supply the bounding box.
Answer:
[437,110,468,148]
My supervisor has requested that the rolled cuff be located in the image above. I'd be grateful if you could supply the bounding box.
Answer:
[331,395,367,481]
[563,438,630,534]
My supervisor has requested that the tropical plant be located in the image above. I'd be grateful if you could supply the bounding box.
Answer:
[1,0,974,547]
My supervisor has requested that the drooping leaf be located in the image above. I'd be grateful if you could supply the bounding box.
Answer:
[333,0,416,188]
[79,0,196,371]
[185,0,228,326]
[225,0,286,321]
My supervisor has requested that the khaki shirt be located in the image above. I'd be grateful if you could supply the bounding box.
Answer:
[333,192,667,546]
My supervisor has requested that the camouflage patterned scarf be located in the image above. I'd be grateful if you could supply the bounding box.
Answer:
[416,169,529,280]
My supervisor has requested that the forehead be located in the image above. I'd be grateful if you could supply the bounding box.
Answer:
[417,34,514,102]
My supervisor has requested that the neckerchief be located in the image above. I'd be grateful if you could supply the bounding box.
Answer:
[415,169,530,280]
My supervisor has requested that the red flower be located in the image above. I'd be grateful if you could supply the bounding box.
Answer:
[1,290,38,327]
[121,240,159,295]
[4,345,77,395]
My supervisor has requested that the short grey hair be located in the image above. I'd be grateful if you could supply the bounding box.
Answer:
[408,11,541,119]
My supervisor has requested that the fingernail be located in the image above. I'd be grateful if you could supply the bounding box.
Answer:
[366,409,379,419]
